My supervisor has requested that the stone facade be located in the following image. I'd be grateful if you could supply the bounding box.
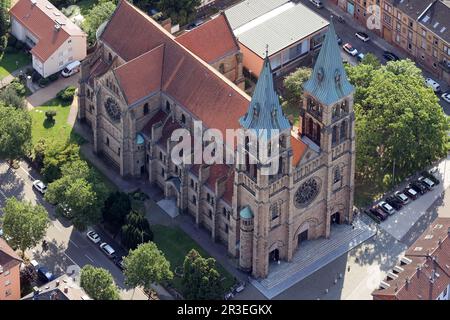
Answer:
[78,1,356,279]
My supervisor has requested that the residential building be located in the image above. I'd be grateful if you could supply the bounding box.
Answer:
[372,218,450,300]
[224,0,329,77]
[22,275,91,300]
[9,0,87,78]
[78,0,356,279]
[175,12,245,89]
[0,238,22,300]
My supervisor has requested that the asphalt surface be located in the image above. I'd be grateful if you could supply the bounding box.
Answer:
[0,161,151,300]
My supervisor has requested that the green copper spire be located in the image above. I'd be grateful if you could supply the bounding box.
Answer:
[303,20,355,106]
[239,51,291,140]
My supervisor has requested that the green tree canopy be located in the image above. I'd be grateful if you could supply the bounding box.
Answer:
[82,1,117,44]
[346,59,449,186]
[0,86,26,109]
[123,242,173,292]
[282,67,312,107]
[158,0,201,26]
[182,249,223,300]
[121,211,153,249]
[0,105,32,165]
[102,191,131,230]
[1,197,49,257]
[41,142,80,182]
[80,265,120,300]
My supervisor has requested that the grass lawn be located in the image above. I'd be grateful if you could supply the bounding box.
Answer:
[152,224,236,295]
[282,102,300,127]
[0,51,31,80]
[30,98,84,146]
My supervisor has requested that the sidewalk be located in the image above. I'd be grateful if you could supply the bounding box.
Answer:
[0,64,32,89]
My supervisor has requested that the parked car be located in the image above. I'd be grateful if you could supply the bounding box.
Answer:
[86,231,101,244]
[394,191,410,205]
[37,267,55,283]
[441,92,450,104]
[99,243,116,259]
[369,207,388,221]
[32,180,47,194]
[309,0,324,8]
[61,60,81,77]
[357,53,365,62]
[30,259,39,270]
[425,78,441,93]
[411,181,427,195]
[115,256,125,271]
[378,201,396,216]
[418,176,435,190]
[423,170,440,185]
[383,51,400,61]
[186,19,204,30]
[355,31,370,42]
[336,35,343,45]
[404,184,419,200]
[385,196,403,211]
[343,43,358,56]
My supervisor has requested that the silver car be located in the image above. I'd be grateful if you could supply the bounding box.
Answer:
[32,180,47,194]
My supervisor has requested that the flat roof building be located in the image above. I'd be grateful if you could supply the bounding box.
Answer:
[225,0,329,77]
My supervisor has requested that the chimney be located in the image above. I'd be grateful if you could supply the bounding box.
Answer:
[64,286,68,294]
[55,280,60,287]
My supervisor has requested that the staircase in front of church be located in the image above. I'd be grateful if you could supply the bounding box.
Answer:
[250,218,376,299]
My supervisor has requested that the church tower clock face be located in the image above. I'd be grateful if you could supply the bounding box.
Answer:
[294,178,320,208]
[105,97,121,122]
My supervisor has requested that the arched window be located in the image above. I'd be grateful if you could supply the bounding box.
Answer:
[332,126,338,145]
[106,137,110,146]
[166,101,171,112]
[334,167,341,183]
[181,113,186,124]
[340,120,347,140]
[143,103,149,115]
[193,195,197,205]
[219,63,225,74]
[308,118,314,136]
[108,52,112,62]
[271,204,279,220]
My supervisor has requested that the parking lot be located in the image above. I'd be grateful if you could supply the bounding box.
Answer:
[368,155,450,241]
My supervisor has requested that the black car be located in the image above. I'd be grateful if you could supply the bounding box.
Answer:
[411,181,427,195]
[383,51,400,61]
[369,207,388,221]
[422,170,440,185]
[385,196,403,211]
[404,185,419,200]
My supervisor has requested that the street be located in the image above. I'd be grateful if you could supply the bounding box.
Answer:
[299,0,450,114]
[0,160,165,300]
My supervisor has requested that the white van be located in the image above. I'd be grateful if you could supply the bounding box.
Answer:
[425,78,441,93]
[61,60,81,77]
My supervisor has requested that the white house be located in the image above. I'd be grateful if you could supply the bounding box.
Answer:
[9,0,87,78]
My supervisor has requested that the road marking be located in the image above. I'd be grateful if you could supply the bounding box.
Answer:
[85,254,94,263]
[63,252,77,266]
[19,165,34,180]
[69,239,79,248]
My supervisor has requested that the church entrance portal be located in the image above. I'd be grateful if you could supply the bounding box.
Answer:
[330,212,341,225]
[269,249,279,263]
[298,230,308,246]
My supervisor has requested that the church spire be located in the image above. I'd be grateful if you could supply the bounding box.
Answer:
[303,19,354,106]
[239,51,291,140]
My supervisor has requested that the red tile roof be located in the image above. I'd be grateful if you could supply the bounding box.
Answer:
[100,0,250,137]
[206,164,231,190]
[9,0,85,61]
[88,58,109,86]
[175,13,239,64]
[291,135,307,166]
[114,45,164,105]
[0,238,22,270]
[372,218,450,300]
[141,110,168,137]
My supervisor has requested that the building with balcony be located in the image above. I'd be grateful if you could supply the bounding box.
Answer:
[0,238,22,300]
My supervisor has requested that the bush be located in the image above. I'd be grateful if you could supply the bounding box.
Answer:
[45,110,57,122]
[56,86,77,102]
[0,86,25,109]
[7,34,18,48]
[4,46,17,54]
[14,40,24,51]
[9,79,27,96]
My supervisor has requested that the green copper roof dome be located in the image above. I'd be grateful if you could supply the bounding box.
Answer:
[303,20,355,106]
[240,54,291,140]
[239,206,254,219]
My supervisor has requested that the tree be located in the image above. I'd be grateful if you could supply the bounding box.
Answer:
[80,265,120,300]
[82,1,117,44]
[282,67,312,107]
[360,53,381,69]
[121,211,153,249]
[41,142,80,182]
[20,265,38,297]
[1,198,49,257]
[158,0,201,26]
[0,86,26,109]
[102,191,131,230]
[346,59,449,186]
[123,242,173,294]
[182,249,223,300]
[0,105,32,165]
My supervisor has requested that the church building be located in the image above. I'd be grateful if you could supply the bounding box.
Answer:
[78,0,356,279]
